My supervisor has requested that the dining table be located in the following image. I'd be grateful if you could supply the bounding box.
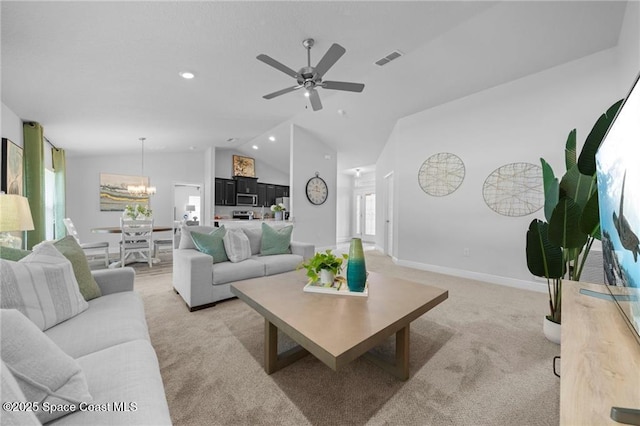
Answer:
[91,225,173,268]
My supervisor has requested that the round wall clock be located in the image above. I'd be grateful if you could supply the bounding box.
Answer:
[306,172,328,205]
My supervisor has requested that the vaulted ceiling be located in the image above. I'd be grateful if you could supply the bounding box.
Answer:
[1,1,628,174]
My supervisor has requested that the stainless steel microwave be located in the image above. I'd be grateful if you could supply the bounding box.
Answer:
[236,193,257,206]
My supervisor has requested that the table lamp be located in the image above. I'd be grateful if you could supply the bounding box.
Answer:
[185,204,196,219]
[0,194,35,249]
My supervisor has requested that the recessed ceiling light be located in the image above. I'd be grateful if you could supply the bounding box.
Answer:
[179,71,195,79]
[252,145,259,150]
[268,136,276,142]
[304,91,310,98]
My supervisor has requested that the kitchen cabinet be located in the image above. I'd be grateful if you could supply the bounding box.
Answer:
[234,176,258,194]
[214,178,236,206]
[257,183,267,207]
[266,184,276,207]
[275,185,289,198]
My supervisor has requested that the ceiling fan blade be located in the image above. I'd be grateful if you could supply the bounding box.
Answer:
[263,85,302,100]
[314,43,346,78]
[308,89,323,111]
[257,54,298,78]
[322,81,365,92]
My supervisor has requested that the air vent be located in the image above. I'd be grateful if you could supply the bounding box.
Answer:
[375,50,403,66]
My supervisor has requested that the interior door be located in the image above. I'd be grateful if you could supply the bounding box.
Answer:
[384,172,394,257]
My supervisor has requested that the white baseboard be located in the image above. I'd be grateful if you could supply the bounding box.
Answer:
[394,258,546,294]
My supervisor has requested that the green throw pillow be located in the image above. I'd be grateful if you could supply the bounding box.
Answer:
[260,223,293,256]
[190,226,229,263]
[53,236,102,301]
[0,246,31,261]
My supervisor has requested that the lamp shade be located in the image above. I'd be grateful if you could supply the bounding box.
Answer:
[185,204,196,212]
[0,194,35,232]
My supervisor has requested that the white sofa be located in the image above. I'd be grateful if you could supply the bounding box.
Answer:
[173,224,315,311]
[1,266,171,425]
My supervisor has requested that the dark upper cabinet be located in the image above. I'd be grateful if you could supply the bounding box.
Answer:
[266,184,276,207]
[214,178,236,206]
[275,185,289,198]
[257,183,267,207]
[234,177,258,194]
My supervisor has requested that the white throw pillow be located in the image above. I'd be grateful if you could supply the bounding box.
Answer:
[0,361,40,425]
[0,242,88,330]
[1,309,93,423]
[223,229,252,263]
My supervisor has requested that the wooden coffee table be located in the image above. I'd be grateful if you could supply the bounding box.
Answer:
[231,270,448,380]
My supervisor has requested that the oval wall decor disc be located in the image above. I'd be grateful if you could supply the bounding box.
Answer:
[418,152,465,197]
[483,162,544,217]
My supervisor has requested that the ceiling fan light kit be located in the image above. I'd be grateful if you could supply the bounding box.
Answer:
[257,38,365,111]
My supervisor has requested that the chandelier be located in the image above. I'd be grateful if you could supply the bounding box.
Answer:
[127,137,156,195]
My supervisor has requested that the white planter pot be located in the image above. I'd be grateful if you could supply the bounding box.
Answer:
[543,316,561,345]
[274,211,283,221]
[320,269,335,286]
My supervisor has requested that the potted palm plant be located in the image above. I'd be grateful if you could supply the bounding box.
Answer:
[526,99,622,343]
[300,249,348,286]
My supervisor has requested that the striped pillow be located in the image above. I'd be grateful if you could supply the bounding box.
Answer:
[0,242,88,331]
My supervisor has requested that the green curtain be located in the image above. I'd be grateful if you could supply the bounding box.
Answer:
[23,122,46,249]
[52,148,66,239]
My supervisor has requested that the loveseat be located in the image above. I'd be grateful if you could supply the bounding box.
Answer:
[173,222,315,311]
[0,239,171,425]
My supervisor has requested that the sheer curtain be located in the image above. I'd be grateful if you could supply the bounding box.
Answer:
[52,147,66,239]
[23,122,45,249]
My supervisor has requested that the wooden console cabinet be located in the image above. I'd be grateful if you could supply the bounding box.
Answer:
[560,280,640,425]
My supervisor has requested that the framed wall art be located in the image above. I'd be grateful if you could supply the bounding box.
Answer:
[99,173,150,211]
[232,155,255,177]
[1,138,24,195]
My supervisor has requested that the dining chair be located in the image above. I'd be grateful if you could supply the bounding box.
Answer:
[63,218,110,267]
[120,218,154,267]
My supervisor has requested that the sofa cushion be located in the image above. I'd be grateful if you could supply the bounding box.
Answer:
[223,228,252,263]
[260,223,293,256]
[242,227,262,255]
[212,259,265,285]
[0,309,93,424]
[178,224,217,250]
[0,246,30,261]
[45,291,150,359]
[0,361,40,425]
[1,242,88,331]
[53,236,102,301]
[191,226,229,263]
[256,254,304,276]
[53,340,171,426]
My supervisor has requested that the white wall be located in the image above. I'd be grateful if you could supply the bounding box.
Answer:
[214,148,288,185]
[66,151,205,248]
[336,172,353,243]
[376,45,634,290]
[290,124,337,249]
[1,103,23,148]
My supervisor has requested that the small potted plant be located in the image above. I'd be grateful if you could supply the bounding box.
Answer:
[300,249,348,286]
[270,203,286,221]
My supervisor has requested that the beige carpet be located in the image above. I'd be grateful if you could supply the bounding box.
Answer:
[134,251,559,426]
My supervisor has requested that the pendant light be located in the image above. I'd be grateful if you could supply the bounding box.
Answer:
[127,137,156,195]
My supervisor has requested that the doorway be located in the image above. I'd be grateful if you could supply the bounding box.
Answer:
[173,182,203,231]
[354,190,376,243]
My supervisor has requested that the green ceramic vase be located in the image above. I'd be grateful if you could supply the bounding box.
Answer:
[347,238,367,292]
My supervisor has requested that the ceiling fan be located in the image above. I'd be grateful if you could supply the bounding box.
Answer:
[257,38,365,111]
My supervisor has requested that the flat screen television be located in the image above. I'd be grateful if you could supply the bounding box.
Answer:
[596,70,640,347]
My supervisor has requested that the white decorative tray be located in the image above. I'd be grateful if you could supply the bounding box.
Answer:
[303,280,368,297]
